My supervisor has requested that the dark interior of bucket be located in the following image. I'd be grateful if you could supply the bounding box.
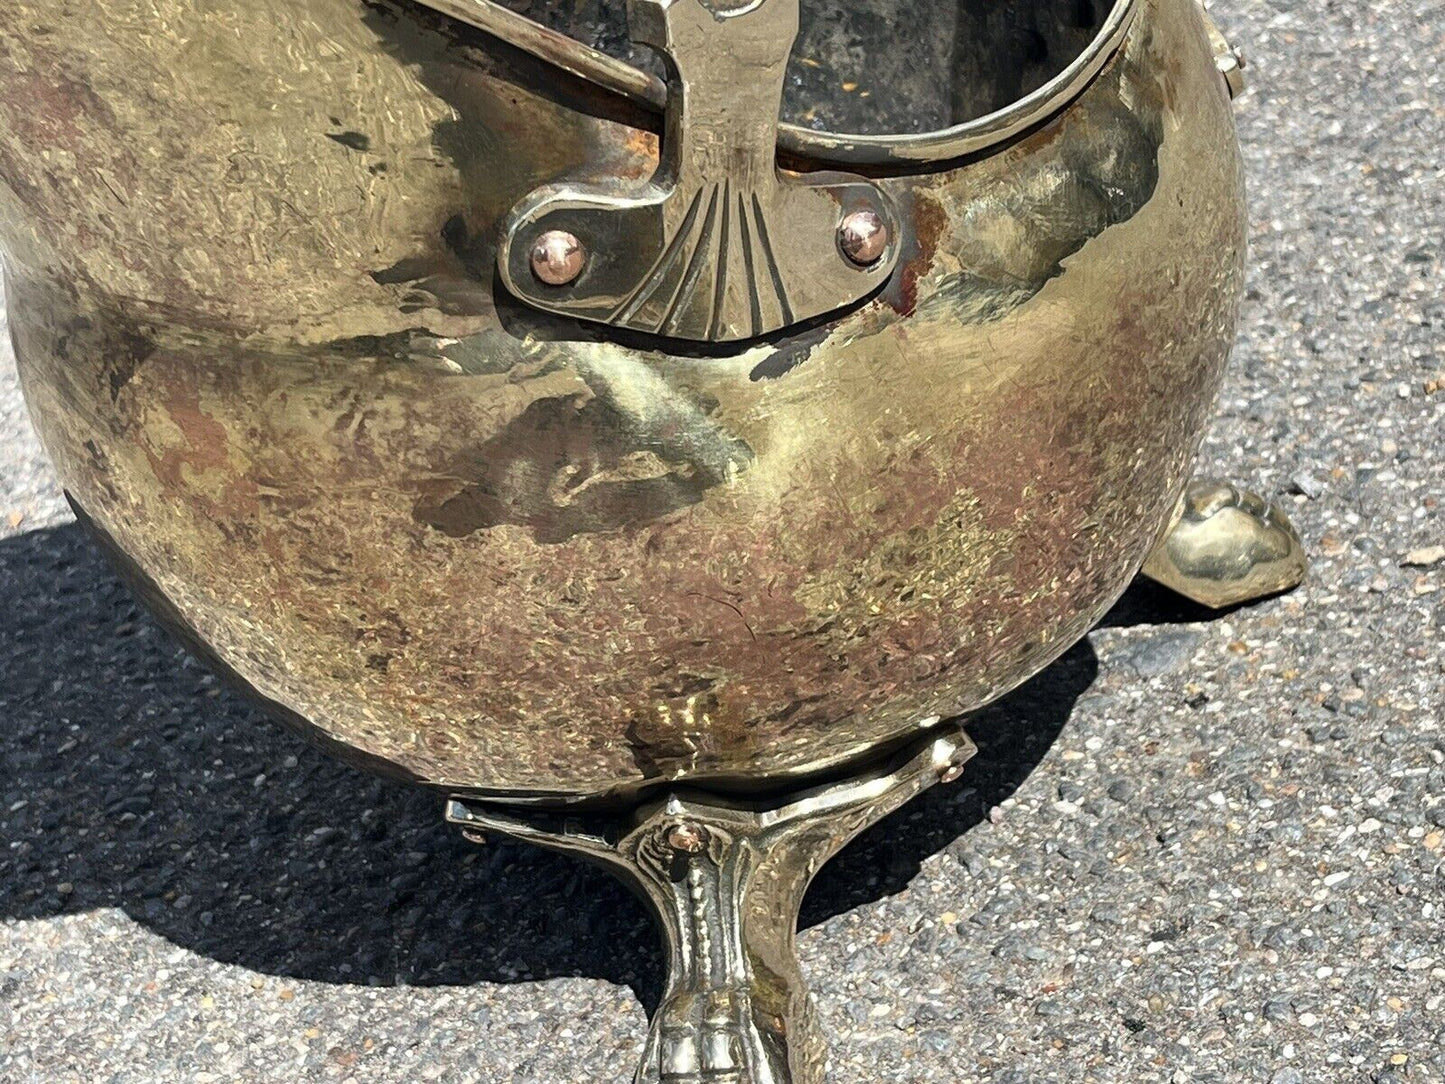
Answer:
[506,0,1116,134]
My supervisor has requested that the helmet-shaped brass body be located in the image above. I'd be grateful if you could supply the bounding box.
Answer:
[1,0,1242,804]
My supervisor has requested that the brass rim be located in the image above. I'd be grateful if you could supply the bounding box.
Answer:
[408,0,1141,166]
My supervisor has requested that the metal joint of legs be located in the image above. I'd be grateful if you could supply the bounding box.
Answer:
[447,726,976,1083]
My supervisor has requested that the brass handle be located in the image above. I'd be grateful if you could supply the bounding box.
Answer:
[408,0,1143,167]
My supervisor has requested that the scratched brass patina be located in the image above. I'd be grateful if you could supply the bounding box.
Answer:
[1,0,1246,804]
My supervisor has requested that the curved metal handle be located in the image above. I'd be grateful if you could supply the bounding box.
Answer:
[496,0,898,343]
[409,0,1142,167]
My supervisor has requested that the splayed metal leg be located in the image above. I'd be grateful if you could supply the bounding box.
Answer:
[1142,479,1307,609]
[448,727,974,1083]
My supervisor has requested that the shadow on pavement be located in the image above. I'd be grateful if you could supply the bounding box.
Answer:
[0,522,1196,1007]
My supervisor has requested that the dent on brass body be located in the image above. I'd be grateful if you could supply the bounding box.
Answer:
[0,0,1303,1080]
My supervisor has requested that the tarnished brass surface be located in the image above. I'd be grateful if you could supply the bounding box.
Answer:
[1,0,1246,804]
[1143,481,1307,609]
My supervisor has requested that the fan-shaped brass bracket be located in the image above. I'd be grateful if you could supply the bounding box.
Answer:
[496,0,899,342]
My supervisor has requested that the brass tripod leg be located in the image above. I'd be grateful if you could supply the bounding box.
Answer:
[1142,479,1307,609]
[448,727,974,1084]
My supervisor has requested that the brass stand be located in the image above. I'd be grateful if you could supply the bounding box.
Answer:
[1142,479,1307,609]
[448,727,975,1083]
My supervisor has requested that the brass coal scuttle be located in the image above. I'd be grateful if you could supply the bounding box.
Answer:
[0,0,1304,1078]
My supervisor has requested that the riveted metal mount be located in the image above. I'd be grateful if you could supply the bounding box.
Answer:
[496,0,900,343]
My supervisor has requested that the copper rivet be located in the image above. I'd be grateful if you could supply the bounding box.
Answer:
[839,209,888,266]
[667,822,707,855]
[939,761,967,785]
[530,229,586,285]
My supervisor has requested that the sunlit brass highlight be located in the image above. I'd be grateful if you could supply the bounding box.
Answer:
[1143,481,1307,609]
